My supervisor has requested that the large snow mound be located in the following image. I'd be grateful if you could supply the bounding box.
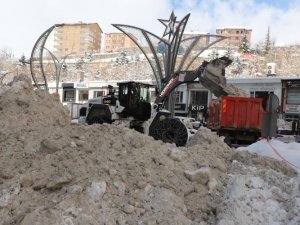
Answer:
[0,75,299,225]
[0,75,70,127]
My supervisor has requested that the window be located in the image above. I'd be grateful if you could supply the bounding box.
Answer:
[250,91,273,98]
[189,91,209,120]
[150,90,157,100]
[79,90,89,101]
[122,86,128,95]
[236,31,239,34]
[287,89,300,104]
[93,91,104,98]
[63,89,75,102]
[190,91,208,105]
[175,91,183,103]
[139,86,149,101]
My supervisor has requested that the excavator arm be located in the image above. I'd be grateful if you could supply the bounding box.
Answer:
[154,56,232,106]
[149,56,232,147]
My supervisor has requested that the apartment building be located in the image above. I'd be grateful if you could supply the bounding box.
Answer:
[53,23,102,56]
[216,27,252,48]
[104,33,136,53]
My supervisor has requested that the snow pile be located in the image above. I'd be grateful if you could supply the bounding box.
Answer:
[233,139,300,225]
[0,75,70,127]
[0,75,299,225]
[224,83,249,97]
[217,160,299,225]
[187,127,230,150]
[238,139,300,171]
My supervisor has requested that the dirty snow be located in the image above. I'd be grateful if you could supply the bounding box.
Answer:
[236,139,300,225]
[0,75,299,225]
[238,139,300,172]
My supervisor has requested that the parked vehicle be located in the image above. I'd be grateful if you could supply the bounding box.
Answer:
[174,116,199,128]
[207,96,264,146]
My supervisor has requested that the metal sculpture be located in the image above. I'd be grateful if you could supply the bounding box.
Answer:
[43,47,73,93]
[30,24,64,90]
[113,11,227,93]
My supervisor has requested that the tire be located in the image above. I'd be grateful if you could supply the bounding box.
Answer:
[149,118,188,147]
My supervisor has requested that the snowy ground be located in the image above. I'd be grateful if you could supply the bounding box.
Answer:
[238,139,300,176]
[233,139,300,225]
[1,76,300,225]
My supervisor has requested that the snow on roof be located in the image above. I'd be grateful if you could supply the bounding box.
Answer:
[199,49,240,58]
[184,31,210,35]
[216,27,252,30]
[227,77,282,83]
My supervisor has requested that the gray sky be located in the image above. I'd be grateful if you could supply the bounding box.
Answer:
[1,0,300,58]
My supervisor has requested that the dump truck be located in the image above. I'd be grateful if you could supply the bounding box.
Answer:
[207,96,264,146]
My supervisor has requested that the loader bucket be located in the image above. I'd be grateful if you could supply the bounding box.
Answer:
[200,57,232,97]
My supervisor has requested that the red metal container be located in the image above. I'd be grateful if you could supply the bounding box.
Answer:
[208,96,264,131]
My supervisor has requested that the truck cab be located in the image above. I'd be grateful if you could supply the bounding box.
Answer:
[117,81,152,121]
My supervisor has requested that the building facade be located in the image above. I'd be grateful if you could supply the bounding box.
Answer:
[216,27,252,48]
[53,23,102,56]
[48,77,300,122]
[104,33,137,53]
[173,78,281,121]
[281,78,300,120]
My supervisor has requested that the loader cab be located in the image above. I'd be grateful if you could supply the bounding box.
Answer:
[118,81,152,121]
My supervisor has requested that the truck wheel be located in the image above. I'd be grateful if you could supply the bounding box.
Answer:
[149,118,188,147]
[224,136,231,146]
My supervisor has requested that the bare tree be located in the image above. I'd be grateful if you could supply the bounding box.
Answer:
[0,48,20,83]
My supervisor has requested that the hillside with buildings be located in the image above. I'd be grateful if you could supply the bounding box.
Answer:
[1,23,300,122]
[2,44,300,84]
[1,23,300,84]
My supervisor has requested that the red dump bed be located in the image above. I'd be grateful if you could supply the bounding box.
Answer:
[208,96,264,130]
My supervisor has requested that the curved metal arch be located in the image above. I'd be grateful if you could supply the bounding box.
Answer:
[43,47,72,93]
[113,13,228,97]
[183,34,228,71]
[176,35,201,71]
[168,13,190,80]
[30,24,64,90]
[112,24,170,91]
[177,34,227,71]
[141,30,164,89]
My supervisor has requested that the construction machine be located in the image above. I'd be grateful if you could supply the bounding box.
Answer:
[84,56,232,146]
